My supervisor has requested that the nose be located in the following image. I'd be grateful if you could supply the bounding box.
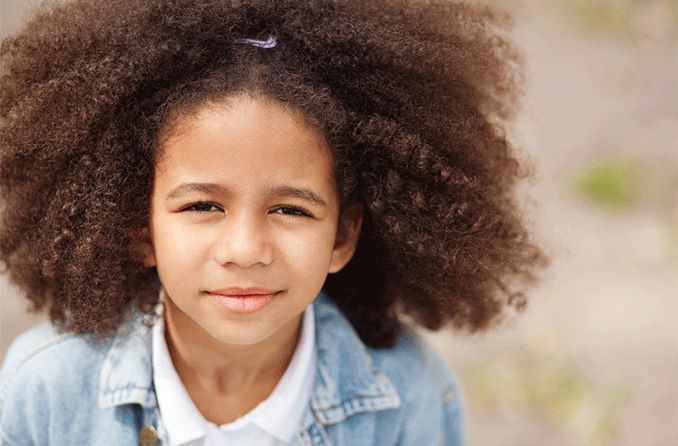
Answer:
[211,210,274,268]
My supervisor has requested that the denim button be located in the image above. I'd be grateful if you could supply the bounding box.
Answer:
[140,424,158,446]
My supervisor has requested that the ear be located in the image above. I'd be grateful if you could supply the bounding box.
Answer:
[129,226,156,268]
[328,202,364,274]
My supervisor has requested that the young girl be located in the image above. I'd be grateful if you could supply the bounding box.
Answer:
[0,0,549,444]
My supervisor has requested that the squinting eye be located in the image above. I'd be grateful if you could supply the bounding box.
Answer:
[181,202,312,218]
[273,206,312,218]
[182,202,221,214]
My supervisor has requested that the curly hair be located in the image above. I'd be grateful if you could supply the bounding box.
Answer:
[0,0,549,348]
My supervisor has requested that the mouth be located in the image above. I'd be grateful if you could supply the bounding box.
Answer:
[208,286,282,297]
[206,290,283,313]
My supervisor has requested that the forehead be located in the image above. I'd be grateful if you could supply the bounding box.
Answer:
[155,95,335,194]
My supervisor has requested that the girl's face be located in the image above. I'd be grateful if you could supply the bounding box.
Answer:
[140,93,361,347]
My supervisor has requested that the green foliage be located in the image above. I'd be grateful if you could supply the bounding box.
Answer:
[548,0,635,35]
[571,157,638,209]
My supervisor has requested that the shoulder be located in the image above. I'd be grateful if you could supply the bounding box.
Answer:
[367,325,461,403]
[0,322,112,443]
[312,291,467,444]
[0,321,111,398]
[366,325,466,445]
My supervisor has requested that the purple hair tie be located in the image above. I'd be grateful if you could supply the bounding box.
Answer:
[234,34,278,48]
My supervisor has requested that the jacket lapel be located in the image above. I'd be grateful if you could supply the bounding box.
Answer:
[295,291,401,445]
[98,305,156,410]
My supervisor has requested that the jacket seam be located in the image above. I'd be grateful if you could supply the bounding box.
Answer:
[0,331,76,413]
[102,384,152,394]
[308,409,333,445]
[312,393,401,425]
[98,385,156,410]
[0,428,19,446]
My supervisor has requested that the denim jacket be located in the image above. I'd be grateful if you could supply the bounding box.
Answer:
[0,289,466,445]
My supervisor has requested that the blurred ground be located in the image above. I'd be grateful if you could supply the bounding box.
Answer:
[1,1,677,445]
[423,2,677,445]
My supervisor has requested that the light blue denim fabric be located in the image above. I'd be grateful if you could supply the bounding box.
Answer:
[0,289,466,445]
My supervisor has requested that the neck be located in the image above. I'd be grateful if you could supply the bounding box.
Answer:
[163,299,303,397]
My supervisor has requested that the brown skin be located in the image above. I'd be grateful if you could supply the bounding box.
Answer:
[0,0,550,349]
[140,94,362,423]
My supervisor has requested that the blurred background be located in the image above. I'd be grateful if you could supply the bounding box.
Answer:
[1,1,676,445]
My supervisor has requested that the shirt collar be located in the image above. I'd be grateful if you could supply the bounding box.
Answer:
[98,288,401,427]
[248,300,315,441]
[150,291,204,445]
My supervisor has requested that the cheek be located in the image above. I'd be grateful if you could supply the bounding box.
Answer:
[276,225,336,273]
[150,215,206,270]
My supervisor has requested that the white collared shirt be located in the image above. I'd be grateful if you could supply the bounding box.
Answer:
[152,289,316,446]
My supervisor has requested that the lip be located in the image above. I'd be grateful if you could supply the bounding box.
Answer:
[209,286,281,297]
[207,290,282,313]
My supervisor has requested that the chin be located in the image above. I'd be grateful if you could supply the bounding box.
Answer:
[210,328,273,347]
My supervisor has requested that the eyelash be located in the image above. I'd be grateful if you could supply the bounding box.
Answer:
[181,201,312,218]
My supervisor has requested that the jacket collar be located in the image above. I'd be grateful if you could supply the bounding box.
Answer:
[307,291,401,424]
[98,304,157,410]
[98,289,401,425]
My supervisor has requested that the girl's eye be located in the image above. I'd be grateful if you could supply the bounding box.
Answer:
[181,202,311,218]
[182,202,221,214]
[272,206,312,218]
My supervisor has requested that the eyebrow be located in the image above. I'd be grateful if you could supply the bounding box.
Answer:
[165,183,328,207]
